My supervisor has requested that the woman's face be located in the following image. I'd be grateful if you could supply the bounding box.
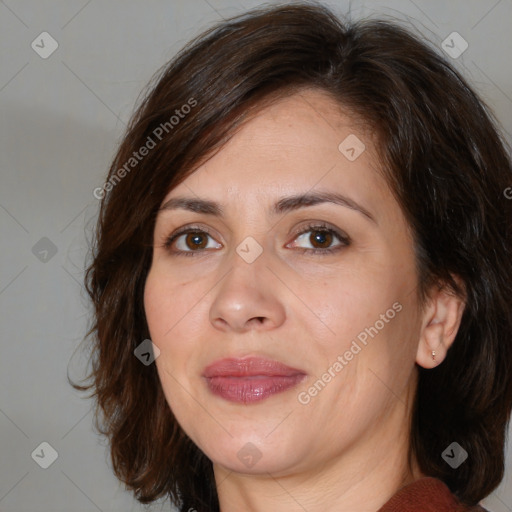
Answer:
[144,89,425,478]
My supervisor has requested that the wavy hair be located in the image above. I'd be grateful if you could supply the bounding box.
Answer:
[71,3,512,511]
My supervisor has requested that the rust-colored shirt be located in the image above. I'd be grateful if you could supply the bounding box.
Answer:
[378,477,488,511]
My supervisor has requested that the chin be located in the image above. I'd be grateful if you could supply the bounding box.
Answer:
[196,427,309,476]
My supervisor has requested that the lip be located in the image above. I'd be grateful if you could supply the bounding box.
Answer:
[202,357,307,404]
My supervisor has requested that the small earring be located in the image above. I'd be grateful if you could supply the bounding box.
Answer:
[432,350,436,362]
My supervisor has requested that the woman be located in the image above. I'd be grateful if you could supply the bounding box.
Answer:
[73,3,512,511]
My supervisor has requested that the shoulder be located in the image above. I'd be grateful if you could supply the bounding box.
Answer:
[377,477,489,512]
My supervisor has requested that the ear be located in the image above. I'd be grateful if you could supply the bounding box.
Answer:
[416,279,465,369]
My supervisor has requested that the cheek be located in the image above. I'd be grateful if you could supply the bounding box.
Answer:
[144,266,204,341]
[144,269,198,386]
[301,267,419,385]
[301,300,419,432]
[144,272,200,422]
[293,269,398,347]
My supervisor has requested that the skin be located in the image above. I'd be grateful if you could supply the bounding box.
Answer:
[144,88,465,511]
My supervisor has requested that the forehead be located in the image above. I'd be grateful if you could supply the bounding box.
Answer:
[164,89,388,214]
[210,90,369,166]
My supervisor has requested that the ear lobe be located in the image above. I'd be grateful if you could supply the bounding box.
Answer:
[416,282,465,369]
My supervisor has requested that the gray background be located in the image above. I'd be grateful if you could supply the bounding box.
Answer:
[1,0,511,511]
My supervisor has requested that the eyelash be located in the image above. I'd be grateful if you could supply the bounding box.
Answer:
[162,222,350,257]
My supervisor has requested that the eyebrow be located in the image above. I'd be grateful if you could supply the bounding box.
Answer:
[159,191,376,223]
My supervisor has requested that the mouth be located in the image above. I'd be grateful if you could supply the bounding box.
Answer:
[202,356,307,404]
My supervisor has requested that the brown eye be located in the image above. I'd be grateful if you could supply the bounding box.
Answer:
[288,223,350,254]
[164,228,222,255]
[185,232,208,250]
[309,230,333,249]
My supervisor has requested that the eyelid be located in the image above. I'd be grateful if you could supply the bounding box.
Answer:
[289,220,349,239]
[286,221,350,250]
[162,224,221,250]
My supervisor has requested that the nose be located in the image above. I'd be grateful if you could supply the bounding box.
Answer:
[208,250,286,333]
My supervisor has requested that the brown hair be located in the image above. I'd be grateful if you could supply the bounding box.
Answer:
[71,3,512,511]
